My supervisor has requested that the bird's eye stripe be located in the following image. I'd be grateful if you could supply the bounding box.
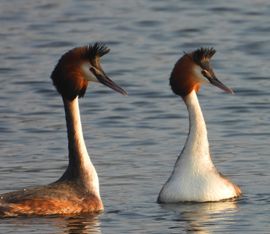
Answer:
[201,70,211,79]
[89,67,97,76]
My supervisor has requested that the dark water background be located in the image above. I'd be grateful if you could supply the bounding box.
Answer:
[0,0,270,233]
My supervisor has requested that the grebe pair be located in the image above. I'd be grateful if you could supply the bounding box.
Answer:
[0,43,241,217]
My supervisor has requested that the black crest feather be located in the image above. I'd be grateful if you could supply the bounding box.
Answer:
[86,42,110,59]
[192,48,216,66]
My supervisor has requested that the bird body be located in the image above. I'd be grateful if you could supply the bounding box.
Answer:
[158,48,241,203]
[0,181,103,216]
[0,43,126,217]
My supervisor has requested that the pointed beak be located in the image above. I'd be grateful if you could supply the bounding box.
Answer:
[95,72,128,96]
[209,76,234,94]
[201,68,234,94]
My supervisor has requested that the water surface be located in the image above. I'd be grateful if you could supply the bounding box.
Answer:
[0,0,270,233]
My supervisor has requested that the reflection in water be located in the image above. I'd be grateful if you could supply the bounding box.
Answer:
[0,214,102,234]
[160,201,239,233]
[0,0,270,232]
[62,214,102,234]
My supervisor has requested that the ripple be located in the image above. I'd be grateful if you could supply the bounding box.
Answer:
[0,0,270,233]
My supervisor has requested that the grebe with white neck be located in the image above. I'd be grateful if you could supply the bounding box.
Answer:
[158,48,241,203]
[0,42,127,217]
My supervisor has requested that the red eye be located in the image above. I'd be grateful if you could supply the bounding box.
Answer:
[201,70,210,79]
[89,67,97,76]
[201,70,207,76]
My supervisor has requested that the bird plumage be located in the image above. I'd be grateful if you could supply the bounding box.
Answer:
[158,48,241,203]
[0,42,126,217]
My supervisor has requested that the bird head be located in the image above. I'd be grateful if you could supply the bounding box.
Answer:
[51,42,127,100]
[170,48,233,97]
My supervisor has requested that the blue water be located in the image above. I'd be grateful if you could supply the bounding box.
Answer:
[0,0,270,233]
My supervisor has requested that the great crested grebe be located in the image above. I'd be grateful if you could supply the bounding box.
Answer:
[158,48,241,203]
[0,42,127,217]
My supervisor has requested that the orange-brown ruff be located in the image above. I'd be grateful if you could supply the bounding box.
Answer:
[0,42,127,217]
[158,48,241,203]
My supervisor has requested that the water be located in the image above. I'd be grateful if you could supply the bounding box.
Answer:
[0,0,270,233]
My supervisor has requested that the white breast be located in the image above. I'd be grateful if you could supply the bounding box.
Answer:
[158,90,239,203]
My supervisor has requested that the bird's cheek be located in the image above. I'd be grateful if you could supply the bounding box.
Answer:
[81,63,98,82]
[193,66,208,84]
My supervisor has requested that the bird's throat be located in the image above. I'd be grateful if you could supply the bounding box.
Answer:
[59,97,100,196]
[176,90,213,169]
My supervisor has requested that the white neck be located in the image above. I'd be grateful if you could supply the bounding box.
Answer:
[59,97,100,198]
[158,90,241,202]
[175,90,214,170]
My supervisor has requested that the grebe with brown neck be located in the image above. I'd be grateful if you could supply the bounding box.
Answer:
[158,48,241,203]
[0,42,127,217]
